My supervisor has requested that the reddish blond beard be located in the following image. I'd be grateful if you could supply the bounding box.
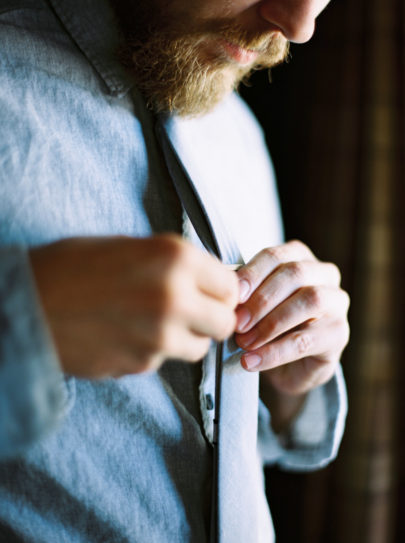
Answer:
[117,17,289,117]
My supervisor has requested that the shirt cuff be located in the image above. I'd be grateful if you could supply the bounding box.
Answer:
[258,364,347,471]
[0,246,73,459]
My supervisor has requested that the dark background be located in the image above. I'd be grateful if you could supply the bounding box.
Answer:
[241,0,405,541]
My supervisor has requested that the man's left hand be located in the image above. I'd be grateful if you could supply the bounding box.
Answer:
[234,240,350,397]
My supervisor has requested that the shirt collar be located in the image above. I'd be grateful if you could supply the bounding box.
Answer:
[48,0,134,97]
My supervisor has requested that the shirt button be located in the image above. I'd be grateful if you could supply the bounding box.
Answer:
[205,394,214,411]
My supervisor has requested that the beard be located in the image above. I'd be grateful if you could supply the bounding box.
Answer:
[112,1,289,117]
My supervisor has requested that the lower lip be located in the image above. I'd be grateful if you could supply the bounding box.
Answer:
[219,40,260,65]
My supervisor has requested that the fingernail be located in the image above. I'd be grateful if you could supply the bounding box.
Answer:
[243,353,262,371]
[239,329,258,348]
[239,279,250,303]
[235,307,251,332]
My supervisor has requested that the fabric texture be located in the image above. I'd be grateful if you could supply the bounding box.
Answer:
[0,1,347,541]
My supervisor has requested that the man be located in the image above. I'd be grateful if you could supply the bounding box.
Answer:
[0,0,349,541]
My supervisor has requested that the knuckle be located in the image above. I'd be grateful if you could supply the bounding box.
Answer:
[253,289,270,313]
[287,238,303,248]
[260,316,277,338]
[262,245,285,262]
[287,239,306,253]
[285,261,305,283]
[303,285,323,310]
[261,246,276,260]
[268,315,279,335]
[272,240,305,262]
[294,332,314,356]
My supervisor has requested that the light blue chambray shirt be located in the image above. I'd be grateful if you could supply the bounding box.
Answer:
[0,1,347,541]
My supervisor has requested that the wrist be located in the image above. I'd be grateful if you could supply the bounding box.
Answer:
[259,374,308,434]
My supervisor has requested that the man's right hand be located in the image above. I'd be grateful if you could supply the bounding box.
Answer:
[29,235,239,378]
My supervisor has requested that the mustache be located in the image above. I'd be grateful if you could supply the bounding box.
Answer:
[194,18,288,54]
[146,12,287,54]
[173,19,290,68]
[116,7,289,64]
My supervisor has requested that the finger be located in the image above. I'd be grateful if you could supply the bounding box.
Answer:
[240,320,337,373]
[193,252,239,307]
[142,235,239,308]
[236,240,317,303]
[188,291,237,341]
[235,261,342,333]
[130,319,212,363]
[236,286,349,351]
[129,271,236,344]
[150,280,237,342]
[162,325,212,362]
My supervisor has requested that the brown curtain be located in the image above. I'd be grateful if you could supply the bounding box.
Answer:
[242,0,404,541]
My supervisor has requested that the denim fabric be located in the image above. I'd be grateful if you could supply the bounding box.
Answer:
[0,1,347,541]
